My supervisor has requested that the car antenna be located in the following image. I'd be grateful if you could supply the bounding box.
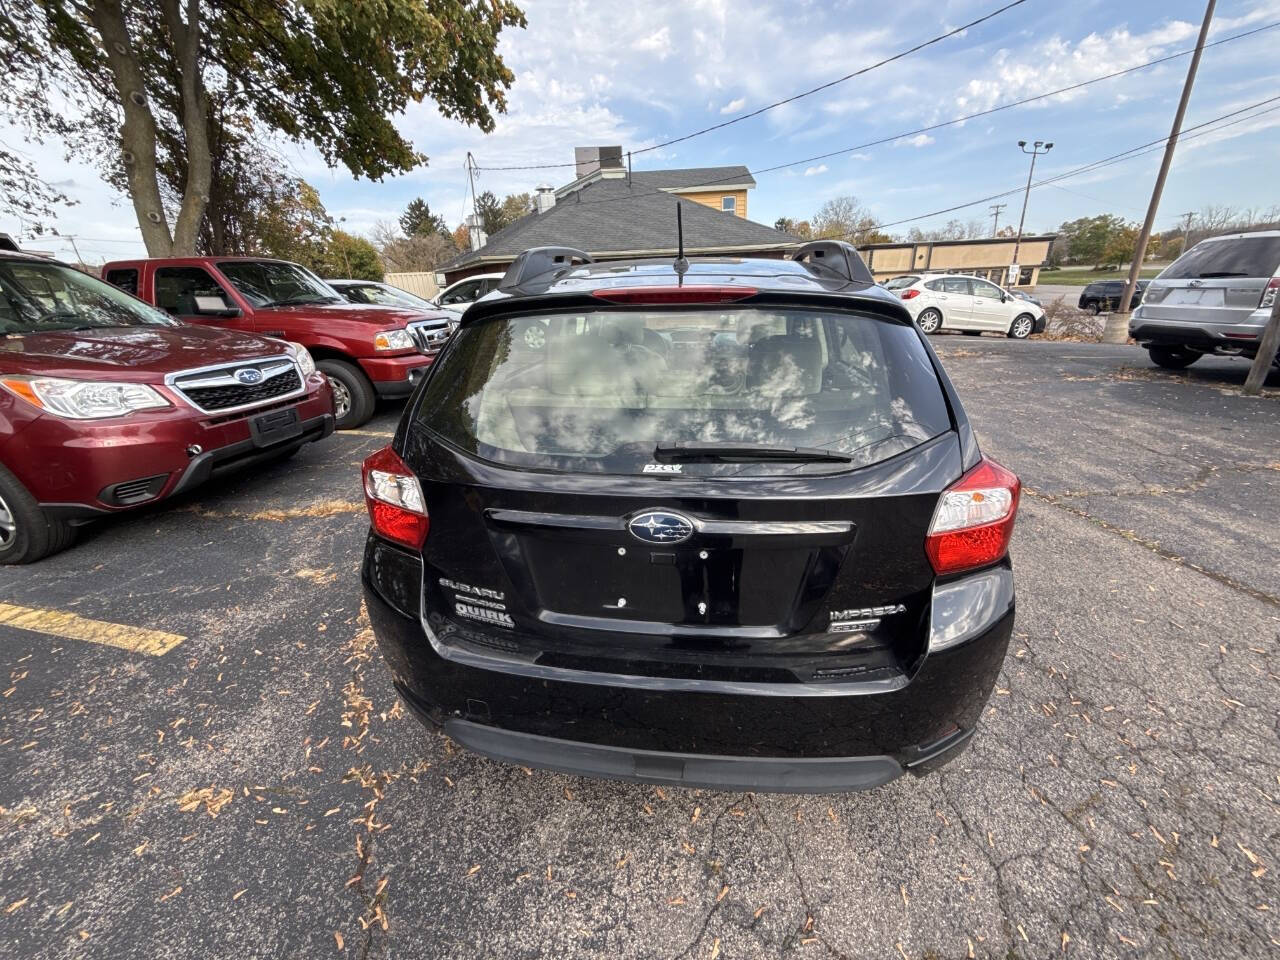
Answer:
[674,203,689,280]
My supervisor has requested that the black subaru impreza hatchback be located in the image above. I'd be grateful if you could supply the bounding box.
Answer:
[361,242,1018,793]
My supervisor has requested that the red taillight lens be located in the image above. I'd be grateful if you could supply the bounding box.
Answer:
[1260,277,1279,310]
[900,289,921,300]
[925,457,1020,576]
[362,446,429,549]
[591,286,757,304]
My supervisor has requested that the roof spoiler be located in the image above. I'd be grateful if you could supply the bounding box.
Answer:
[791,240,874,285]
[500,246,594,290]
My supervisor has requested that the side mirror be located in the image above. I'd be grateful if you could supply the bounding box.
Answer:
[193,295,241,318]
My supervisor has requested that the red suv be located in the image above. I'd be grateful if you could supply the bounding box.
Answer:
[100,257,453,428]
[0,251,334,564]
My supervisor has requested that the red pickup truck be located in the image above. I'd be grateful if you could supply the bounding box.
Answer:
[0,250,334,564]
[100,256,453,428]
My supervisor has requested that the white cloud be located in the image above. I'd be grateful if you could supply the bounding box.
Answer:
[719,97,746,115]
[803,164,828,176]
[632,26,673,59]
[898,134,935,148]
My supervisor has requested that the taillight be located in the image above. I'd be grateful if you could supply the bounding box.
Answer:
[900,289,921,300]
[362,446,429,549]
[591,286,757,304]
[1260,277,1279,310]
[925,457,1020,576]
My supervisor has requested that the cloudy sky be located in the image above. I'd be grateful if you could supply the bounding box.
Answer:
[6,0,1280,263]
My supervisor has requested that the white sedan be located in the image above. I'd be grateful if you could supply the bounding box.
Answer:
[885,274,1046,339]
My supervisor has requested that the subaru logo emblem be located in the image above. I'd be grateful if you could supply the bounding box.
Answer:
[234,368,263,385]
[627,510,695,545]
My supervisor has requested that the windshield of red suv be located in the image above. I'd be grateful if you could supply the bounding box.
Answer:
[217,260,344,308]
[0,258,178,334]
[417,306,952,476]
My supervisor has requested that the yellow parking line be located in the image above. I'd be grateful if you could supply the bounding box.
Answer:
[0,603,185,657]
[338,429,395,438]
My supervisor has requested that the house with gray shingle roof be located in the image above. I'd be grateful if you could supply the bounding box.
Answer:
[439,147,797,285]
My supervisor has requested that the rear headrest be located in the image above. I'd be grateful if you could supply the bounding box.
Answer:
[747,335,822,396]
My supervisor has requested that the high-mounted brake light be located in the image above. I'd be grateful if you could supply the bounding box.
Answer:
[900,289,921,300]
[362,446,429,550]
[1260,277,1279,310]
[591,286,757,305]
[925,457,1020,576]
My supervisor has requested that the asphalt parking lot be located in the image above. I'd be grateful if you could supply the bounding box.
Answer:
[1,338,1277,959]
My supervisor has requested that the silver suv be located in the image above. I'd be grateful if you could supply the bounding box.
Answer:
[1130,230,1280,369]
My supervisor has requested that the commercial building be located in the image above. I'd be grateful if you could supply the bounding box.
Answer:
[860,235,1057,288]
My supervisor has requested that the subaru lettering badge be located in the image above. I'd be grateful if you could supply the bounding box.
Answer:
[234,368,263,385]
[628,510,695,545]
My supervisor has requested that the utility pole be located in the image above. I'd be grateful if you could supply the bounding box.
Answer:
[465,152,479,226]
[66,235,85,266]
[989,203,1007,236]
[1178,210,1195,255]
[1106,0,1216,342]
[1010,140,1053,286]
[1243,282,1280,395]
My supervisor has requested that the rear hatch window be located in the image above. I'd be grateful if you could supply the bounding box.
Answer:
[1161,236,1280,280]
[416,306,951,476]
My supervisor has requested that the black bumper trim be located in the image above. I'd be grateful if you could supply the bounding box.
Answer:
[169,412,334,498]
[443,716,905,793]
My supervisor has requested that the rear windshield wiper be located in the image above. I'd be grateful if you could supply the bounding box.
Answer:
[653,441,853,463]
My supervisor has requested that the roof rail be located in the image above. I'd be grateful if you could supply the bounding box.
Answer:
[500,246,594,289]
[791,240,874,285]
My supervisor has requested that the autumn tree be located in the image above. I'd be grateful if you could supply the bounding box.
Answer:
[3,0,526,256]
[307,230,383,281]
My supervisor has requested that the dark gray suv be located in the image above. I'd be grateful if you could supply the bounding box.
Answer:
[1078,279,1148,314]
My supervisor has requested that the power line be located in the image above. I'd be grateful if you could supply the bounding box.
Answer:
[473,0,1035,171]
[473,16,1279,174]
[857,95,1280,235]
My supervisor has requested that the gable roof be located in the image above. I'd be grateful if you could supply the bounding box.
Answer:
[631,166,756,191]
[441,177,797,272]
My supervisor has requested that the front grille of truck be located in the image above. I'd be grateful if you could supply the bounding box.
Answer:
[407,319,452,356]
[168,357,304,414]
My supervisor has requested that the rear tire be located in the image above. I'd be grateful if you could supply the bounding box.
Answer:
[0,463,75,565]
[1088,301,1101,315]
[1148,345,1200,370]
[917,309,942,334]
[318,359,375,429]
[1008,313,1035,339]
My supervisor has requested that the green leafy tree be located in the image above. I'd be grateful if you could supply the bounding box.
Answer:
[1056,214,1130,265]
[1100,225,1139,269]
[3,0,526,256]
[307,229,383,281]
[400,197,448,238]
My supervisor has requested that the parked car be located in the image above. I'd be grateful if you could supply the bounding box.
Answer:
[435,273,504,311]
[101,257,453,428]
[1130,230,1280,369]
[360,243,1020,793]
[328,279,462,323]
[1078,279,1149,314]
[0,251,334,564]
[896,274,1045,338]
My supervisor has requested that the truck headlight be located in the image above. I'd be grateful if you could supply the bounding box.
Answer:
[288,342,317,376]
[0,376,170,419]
[374,329,413,351]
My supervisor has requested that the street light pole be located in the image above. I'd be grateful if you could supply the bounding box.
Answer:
[1010,140,1052,286]
[1106,0,1216,343]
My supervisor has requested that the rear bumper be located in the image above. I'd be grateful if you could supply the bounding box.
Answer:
[1130,315,1268,354]
[362,536,1014,792]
